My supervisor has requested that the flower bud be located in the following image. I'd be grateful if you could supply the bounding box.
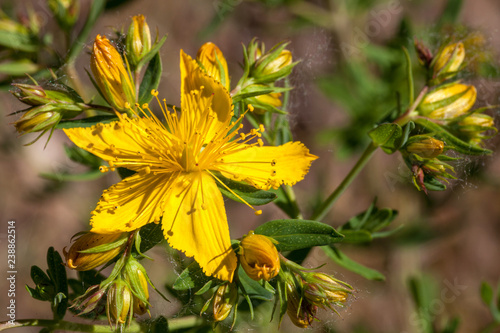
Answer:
[63,232,128,271]
[107,279,133,329]
[247,40,296,84]
[48,0,79,30]
[405,136,445,158]
[433,42,465,78]
[414,39,433,68]
[0,11,37,52]
[455,113,496,145]
[122,257,150,315]
[245,88,283,114]
[239,232,280,281]
[213,283,238,322]
[71,285,107,315]
[302,272,352,310]
[126,15,151,68]
[418,83,476,119]
[91,35,136,111]
[13,108,61,135]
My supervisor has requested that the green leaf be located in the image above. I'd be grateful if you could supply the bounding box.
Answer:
[56,115,118,129]
[254,219,344,251]
[172,261,211,291]
[339,230,372,243]
[30,265,51,286]
[439,0,463,26]
[0,60,40,75]
[238,266,274,301]
[39,170,104,182]
[214,173,277,206]
[0,31,38,52]
[138,52,163,105]
[136,35,167,70]
[368,123,403,154]
[46,247,68,320]
[481,281,494,305]
[64,145,101,168]
[322,246,385,281]
[415,118,492,155]
[138,223,164,254]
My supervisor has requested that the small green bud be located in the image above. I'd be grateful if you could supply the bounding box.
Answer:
[126,15,152,67]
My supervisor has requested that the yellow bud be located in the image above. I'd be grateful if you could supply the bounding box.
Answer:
[239,232,280,281]
[433,42,465,76]
[196,42,230,91]
[418,83,476,119]
[126,15,151,67]
[213,283,238,322]
[132,270,149,315]
[406,137,445,158]
[260,50,292,77]
[91,35,136,111]
[107,280,133,328]
[14,111,59,134]
[63,232,127,271]
[459,113,494,130]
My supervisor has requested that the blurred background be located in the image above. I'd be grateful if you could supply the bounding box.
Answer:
[1,0,500,332]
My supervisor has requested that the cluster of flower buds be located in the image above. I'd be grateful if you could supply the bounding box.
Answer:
[10,80,87,144]
[232,38,298,114]
[280,268,353,328]
[70,252,154,330]
[397,40,497,193]
[47,0,79,31]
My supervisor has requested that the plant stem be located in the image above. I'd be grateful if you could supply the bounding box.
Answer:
[311,142,378,221]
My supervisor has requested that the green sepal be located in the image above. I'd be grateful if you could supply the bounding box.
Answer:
[322,245,385,281]
[195,280,214,296]
[254,219,344,251]
[232,85,290,103]
[415,118,492,155]
[214,172,277,205]
[138,52,162,105]
[77,236,128,254]
[237,266,274,302]
[136,222,164,254]
[136,35,167,71]
[368,123,403,154]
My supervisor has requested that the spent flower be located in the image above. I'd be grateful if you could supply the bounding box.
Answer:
[405,136,445,159]
[302,272,352,310]
[239,231,280,281]
[212,283,238,322]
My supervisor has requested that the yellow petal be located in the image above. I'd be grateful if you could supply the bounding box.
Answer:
[196,42,230,91]
[90,172,176,233]
[64,115,176,171]
[180,50,232,142]
[217,141,318,190]
[161,171,237,281]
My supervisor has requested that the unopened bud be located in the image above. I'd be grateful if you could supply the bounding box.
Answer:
[126,15,151,67]
[107,279,133,329]
[406,136,445,158]
[91,35,136,111]
[213,283,238,322]
[433,42,465,78]
[418,83,476,119]
[63,232,128,271]
[196,42,230,91]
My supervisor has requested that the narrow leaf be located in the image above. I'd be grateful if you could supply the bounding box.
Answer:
[322,246,385,281]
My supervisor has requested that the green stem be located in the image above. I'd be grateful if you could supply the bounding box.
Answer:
[311,142,378,221]
[168,316,206,331]
[0,319,140,332]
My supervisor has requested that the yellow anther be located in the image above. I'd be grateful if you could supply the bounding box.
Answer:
[259,124,265,132]
[99,166,109,173]
[142,103,148,109]
[240,133,246,140]
[254,210,262,216]
[125,102,131,109]
[151,89,159,96]
[248,104,255,112]
[257,139,264,147]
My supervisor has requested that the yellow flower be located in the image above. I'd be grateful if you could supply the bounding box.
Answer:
[63,232,127,271]
[239,232,280,281]
[91,35,136,111]
[197,42,230,91]
[418,83,476,119]
[64,50,317,282]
